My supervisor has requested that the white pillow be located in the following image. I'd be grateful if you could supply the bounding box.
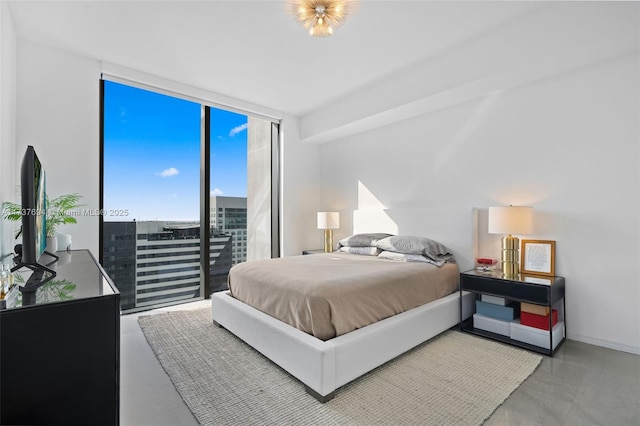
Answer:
[339,246,380,256]
[377,251,433,263]
[377,250,453,267]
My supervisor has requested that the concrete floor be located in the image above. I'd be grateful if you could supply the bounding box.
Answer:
[121,300,640,426]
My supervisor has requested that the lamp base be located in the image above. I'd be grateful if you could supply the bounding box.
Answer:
[501,234,520,278]
[324,229,333,253]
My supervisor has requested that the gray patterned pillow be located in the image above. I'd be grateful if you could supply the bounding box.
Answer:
[337,233,394,248]
[375,235,454,265]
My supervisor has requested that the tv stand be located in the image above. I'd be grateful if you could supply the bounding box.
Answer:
[10,250,60,286]
[42,249,60,262]
[0,250,120,425]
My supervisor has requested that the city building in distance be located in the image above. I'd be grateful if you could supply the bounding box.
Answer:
[103,220,234,311]
[210,196,247,265]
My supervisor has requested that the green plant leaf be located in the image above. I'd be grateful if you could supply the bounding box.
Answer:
[2,201,24,238]
[2,192,84,239]
[46,193,84,237]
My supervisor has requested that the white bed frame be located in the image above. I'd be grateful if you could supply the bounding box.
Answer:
[211,208,477,401]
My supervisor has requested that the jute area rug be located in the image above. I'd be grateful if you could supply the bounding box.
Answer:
[138,308,541,425]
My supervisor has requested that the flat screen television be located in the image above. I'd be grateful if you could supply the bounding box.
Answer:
[12,145,57,283]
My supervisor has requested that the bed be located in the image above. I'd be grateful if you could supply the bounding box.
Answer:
[211,208,477,401]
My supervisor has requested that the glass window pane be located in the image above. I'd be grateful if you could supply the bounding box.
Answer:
[209,108,248,292]
[102,81,201,312]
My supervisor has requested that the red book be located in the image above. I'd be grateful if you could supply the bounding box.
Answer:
[520,310,558,330]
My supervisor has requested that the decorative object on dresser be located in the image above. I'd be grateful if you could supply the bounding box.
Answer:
[476,257,499,272]
[488,205,533,277]
[521,239,556,276]
[317,211,340,253]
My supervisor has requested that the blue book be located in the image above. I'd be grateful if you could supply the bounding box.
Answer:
[475,300,520,321]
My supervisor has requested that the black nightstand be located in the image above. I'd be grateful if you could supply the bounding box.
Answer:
[460,270,566,356]
[302,249,327,255]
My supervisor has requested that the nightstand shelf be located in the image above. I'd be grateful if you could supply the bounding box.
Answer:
[460,318,563,354]
[460,270,566,356]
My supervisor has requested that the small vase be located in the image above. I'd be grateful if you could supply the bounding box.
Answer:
[46,236,58,253]
[56,233,72,251]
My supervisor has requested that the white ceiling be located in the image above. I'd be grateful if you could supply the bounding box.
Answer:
[7,0,543,117]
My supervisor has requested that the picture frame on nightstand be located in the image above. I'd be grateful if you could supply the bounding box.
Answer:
[521,239,555,277]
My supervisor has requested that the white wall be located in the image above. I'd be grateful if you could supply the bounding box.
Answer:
[16,40,101,256]
[280,114,322,256]
[0,1,17,261]
[315,8,639,353]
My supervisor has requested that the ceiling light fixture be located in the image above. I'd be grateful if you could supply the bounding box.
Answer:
[291,0,352,37]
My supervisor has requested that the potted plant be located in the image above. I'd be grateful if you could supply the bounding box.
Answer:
[2,193,83,252]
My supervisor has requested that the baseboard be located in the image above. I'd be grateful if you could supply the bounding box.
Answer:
[567,332,640,356]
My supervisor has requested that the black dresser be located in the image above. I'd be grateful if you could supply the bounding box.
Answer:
[0,249,120,425]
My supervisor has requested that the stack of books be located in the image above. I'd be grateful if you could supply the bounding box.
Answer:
[472,296,565,350]
[509,302,564,350]
[519,302,558,330]
[472,295,520,336]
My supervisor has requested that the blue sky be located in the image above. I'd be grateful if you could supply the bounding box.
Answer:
[103,81,247,221]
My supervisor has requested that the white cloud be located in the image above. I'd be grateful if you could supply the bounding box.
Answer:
[210,188,224,196]
[157,167,179,177]
[119,107,128,123]
[229,123,248,137]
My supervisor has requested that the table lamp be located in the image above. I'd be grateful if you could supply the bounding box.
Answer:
[317,212,339,253]
[488,206,533,277]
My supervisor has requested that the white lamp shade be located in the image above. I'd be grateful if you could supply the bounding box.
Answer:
[317,212,340,230]
[488,206,533,235]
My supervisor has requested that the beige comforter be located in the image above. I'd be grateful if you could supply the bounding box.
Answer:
[228,252,459,340]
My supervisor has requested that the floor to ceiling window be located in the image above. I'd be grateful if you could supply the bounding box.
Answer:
[100,79,278,312]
